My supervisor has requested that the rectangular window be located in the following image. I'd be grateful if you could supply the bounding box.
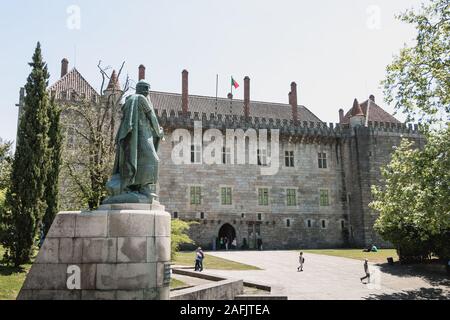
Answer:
[190,186,201,205]
[307,219,312,228]
[258,188,269,206]
[321,220,327,229]
[318,152,327,169]
[320,189,330,206]
[173,212,178,219]
[257,213,262,221]
[200,212,205,219]
[286,189,297,206]
[222,147,231,164]
[191,145,202,164]
[286,219,291,227]
[257,149,267,166]
[285,150,294,167]
[221,187,232,205]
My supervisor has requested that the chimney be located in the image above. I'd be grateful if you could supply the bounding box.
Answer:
[290,82,298,124]
[182,69,189,116]
[244,76,250,119]
[369,94,375,103]
[138,64,146,81]
[339,109,344,123]
[227,92,233,99]
[61,58,69,78]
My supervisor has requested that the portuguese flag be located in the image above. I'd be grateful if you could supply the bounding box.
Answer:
[231,77,239,89]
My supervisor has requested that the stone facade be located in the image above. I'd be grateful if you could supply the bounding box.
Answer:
[15,60,426,251]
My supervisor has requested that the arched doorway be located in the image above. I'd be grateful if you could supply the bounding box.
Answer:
[218,223,236,250]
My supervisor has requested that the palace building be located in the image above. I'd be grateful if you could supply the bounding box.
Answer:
[16,59,424,250]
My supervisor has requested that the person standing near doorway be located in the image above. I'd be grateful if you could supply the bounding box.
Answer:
[232,238,237,250]
[297,252,305,272]
[224,236,229,250]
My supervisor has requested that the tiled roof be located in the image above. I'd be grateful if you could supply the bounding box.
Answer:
[341,98,400,124]
[149,91,322,122]
[48,68,100,101]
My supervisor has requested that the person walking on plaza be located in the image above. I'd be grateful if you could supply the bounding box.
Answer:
[194,247,204,271]
[297,252,305,272]
[360,259,370,283]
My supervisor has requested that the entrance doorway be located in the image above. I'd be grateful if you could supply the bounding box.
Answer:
[218,223,236,250]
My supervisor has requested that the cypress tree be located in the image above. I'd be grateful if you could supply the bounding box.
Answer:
[42,97,62,236]
[1,42,50,266]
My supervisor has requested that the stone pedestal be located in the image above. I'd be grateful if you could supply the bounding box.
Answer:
[17,202,171,300]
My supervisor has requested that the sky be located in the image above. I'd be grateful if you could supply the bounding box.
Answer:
[0,0,425,144]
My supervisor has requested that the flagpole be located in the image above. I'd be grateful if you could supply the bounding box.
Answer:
[215,74,218,103]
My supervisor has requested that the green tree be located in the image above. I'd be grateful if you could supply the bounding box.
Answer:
[0,43,50,266]
[371,128,450,262]
[171,219,196,261]
[383,0,449,127]
[42,98,62,235]
[0,138,13,190]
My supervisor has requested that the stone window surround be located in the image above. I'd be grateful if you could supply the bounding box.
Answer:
[188,184,202,206]
[285,187,298,207]
[256,186,270,206]
[284,149,295,168]
[319,188,331,207]
[219,185,233,207]
[317,149,329,170]
[320,219,328,229]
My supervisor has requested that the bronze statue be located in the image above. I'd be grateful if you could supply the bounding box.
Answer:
[103,80,164,204]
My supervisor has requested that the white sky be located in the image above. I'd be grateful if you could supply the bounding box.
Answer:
[0,0,424,143]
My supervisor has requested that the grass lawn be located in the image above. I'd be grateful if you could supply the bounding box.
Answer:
[301,249,399,264]
[170,278,187,289]
[0,246,32,300]
[173,252,261,270]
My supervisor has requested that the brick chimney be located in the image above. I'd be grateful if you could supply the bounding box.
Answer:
[138,64,146,80]
[244,76,250,119]
[290,82,298,124]
[339,109,344,123]
[61,58,69,78]
[182,69,189,116]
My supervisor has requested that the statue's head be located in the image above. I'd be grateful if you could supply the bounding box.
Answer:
[136,80,150,96]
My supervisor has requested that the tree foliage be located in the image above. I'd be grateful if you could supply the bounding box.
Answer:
[0,138,13,190]
[383,0,449,126]
[0,43,50,266]
[61,62,129,210]
[371,128,450,262]
[42,98,62,235]
[171,219,197,260]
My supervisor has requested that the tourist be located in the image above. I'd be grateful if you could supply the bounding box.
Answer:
[194,247,203,271]
[198,247,205,271]
[360,259,370,283]
[219,237,224,250]
[224,236,228,250]
[297,252,305,272]
[232,238,237,250]
[257,234,263,250]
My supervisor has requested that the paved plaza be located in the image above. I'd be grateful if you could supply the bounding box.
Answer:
[201,251,449,300]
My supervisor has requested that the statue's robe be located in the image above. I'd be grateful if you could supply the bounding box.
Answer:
[108,94,163,195]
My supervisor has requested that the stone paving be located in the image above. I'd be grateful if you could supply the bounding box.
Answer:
[202,250,449,300]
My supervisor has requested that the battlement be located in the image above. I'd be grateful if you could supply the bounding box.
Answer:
[155,109,422,141]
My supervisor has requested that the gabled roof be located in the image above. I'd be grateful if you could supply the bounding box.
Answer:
[48,68,100,101]
[340,97,400,124]
[149,91,322,123]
